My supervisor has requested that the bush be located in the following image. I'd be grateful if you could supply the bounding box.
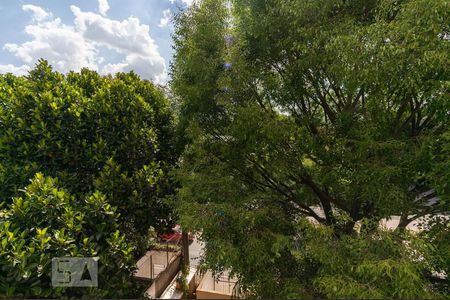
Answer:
[0,60,178,248]
[0,173,142,298]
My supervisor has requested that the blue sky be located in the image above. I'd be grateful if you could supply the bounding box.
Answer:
[0,0,193,83]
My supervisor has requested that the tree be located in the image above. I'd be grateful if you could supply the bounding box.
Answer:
[171,0,449,297]
[0,61,178,251]
[0,173,143,298]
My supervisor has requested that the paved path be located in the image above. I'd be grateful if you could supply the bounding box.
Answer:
[189,236,204,266]
[159,236,204,299]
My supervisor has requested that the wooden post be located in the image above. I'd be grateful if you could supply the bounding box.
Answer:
[181,231,189,274]
[150,255,153,279]
[166,242,169,265]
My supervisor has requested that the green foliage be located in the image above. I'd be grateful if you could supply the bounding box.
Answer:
[171,0,229,135]
[0,173,142,298]
[294,220,440,299]
[171,0,449,298]
[423,130,450,206]
[419,216,450,294]
[0,61,177,246]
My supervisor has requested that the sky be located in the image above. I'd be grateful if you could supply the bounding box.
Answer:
[0,0,193,84]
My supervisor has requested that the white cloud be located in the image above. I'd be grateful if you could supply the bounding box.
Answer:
[182,0,194,6]
[98,0,110,16]
[103,54,167,83]
[22,4,52,22]
[1,4,167,83]
[71,6,166,82]
[3,17,98,72]
[71,6,162,58]
[0,64,30,75]
[168,0,194,6]
[158,9,171,27]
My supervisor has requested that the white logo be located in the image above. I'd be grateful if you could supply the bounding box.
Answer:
[51,257,98,287]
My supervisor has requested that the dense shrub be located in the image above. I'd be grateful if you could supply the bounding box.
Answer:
[0,61,179,297]
[0,173,142,298]
[0,60,178,247]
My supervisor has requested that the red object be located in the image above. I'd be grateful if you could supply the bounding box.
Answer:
[159,225,194,243]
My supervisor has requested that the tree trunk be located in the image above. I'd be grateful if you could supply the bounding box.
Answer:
[396,213,412,232]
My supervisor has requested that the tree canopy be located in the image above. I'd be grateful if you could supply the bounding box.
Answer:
[171,0,449,298]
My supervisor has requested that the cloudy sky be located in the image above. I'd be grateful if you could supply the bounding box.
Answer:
[0,0,193,84]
